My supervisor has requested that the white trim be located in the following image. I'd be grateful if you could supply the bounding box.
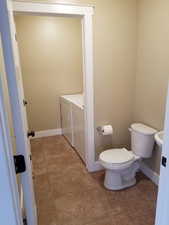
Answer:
[14,0,95,8]
[20,186,24,214]
[13,1,93,15]
[31,129,62,139]
[82,14,95,172]
[140,162,159,186]
[13,1,96,173]
[0,34,22,224]
[1,1,37,225]
[0,111,21,225]
[155,85,169,225]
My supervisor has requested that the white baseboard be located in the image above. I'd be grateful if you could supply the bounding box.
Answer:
[140,162,159,186]
[31,129,62,139]
[87,161,103,172]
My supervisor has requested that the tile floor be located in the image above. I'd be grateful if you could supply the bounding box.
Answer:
[31,135,158,225]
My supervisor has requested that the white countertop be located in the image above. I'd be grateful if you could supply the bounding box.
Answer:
[61,94,84,109]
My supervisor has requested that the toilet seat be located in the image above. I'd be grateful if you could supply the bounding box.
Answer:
[99,148,135,169]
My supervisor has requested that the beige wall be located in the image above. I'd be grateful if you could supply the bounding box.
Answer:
[92,0,137,156]
[134,0,169,173]
[15,15,83,131]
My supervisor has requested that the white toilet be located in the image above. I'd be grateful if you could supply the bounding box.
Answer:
[99,123,157,190]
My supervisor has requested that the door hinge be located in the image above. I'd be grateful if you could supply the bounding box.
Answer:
[23,218,27,225]
[23,99,28,106]
[13,155,26,174]
[162,156,167,167]
[15,33,17,42]
[27,130,35,138]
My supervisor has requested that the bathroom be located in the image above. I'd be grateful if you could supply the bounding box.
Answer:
[6,0,169,225]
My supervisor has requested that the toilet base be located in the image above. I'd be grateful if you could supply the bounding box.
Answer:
[104,169,137,191]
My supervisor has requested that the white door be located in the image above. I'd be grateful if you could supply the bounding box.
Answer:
[60,97,74,145]
[155,86,169,225]
[0,35,22,225]
[7,1,32,157]
[0,74,22,225]
[0,0,37,225]
[72,103,85,161]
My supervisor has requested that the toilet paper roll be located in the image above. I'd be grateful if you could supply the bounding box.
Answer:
[97,125,113,135]
[101,125,113,136]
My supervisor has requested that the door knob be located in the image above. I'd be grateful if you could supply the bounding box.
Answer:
[27,130,35,138]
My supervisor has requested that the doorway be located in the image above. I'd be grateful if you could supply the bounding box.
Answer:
[13,1,95,172]
[13,8,158,225]
[14,14,86,161]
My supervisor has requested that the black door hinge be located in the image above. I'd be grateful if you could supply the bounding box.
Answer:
[23,218,27,225]
[14,155,26,174]
[23,99,28,106]
[27,130,35,138]
[162,156,167,167]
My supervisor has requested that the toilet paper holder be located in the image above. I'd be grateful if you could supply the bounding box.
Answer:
[97,126,104,134]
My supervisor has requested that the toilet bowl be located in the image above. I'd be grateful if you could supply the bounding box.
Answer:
[99,123,157,190]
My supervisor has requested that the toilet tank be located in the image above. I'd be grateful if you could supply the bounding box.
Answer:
[130,123,157,158]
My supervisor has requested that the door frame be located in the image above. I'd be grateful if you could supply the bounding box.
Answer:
[0,0,37,224]
[0,49,22,225]
[155,85,169,225]
[0,92,22,225]
[12,0,96,172]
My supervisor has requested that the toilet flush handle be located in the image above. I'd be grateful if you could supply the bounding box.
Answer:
[128,128,132,132]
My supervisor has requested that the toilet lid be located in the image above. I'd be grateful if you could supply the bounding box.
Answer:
[99,148,134,164]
